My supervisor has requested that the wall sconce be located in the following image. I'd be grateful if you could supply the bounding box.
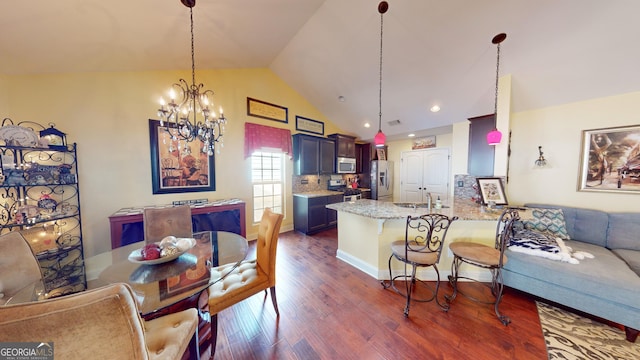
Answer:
[534,146,547,167]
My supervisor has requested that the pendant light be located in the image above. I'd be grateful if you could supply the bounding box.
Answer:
[487,33,506,146]
[374,1,389,148]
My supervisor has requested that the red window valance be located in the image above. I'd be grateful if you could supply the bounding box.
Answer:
[244,122,292,159]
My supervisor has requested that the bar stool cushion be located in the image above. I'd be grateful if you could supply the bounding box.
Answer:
[449,242,507,267]
[390,240,439,265]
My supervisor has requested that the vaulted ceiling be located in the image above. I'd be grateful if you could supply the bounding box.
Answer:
[2,0,639,142]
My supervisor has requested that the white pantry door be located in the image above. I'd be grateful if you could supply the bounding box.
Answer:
[400,148,450,203]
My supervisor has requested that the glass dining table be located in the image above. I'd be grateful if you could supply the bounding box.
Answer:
[7,230,248,359]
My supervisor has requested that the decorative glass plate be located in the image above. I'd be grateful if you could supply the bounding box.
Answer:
[127,238,196,265]
[0,125,39,147]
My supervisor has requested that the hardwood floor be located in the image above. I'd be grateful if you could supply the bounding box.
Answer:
[213,228,548,359]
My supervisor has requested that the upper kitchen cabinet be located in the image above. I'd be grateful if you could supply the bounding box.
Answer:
[355,142,371,174]
[467,114,495,176]
[293,134,335,175]
[328,134,356,158]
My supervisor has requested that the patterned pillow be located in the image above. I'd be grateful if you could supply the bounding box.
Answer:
[521,208,570,240]
[508,229,562,260]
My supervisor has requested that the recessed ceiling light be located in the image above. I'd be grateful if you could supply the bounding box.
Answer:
[430,105,441,113]
[364,123,371,128]
[338,96,346,102]
[408,133,415,137]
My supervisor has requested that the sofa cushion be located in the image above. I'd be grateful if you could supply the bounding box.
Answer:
[607,213,640,250]
[612,249,640,276]
[524,204,609,246]
[504,240,640,309]
[520,208,570,240]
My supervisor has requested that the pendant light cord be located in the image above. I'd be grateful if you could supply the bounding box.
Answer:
[378,12,384,131]
[493,41,501,116]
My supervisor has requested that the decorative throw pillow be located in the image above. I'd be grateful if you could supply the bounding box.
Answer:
[508,229,562,261]
[521,208,570,240]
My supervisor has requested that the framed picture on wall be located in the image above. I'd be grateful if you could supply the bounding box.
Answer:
[476,177,508,205]
[149,119,216,194]
[578,124,640,193]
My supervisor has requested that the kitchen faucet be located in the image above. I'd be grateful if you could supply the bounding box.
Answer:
[426,192,432,212]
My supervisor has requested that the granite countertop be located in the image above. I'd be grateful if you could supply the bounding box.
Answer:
[293,190,343,198]
[325,198,502,221]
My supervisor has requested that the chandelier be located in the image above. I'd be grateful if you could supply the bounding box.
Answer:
[374,1,389,148]
[156,0,226,156]
[487,33,506,146]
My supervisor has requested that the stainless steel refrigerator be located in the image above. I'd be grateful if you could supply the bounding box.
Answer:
[370,160,393,201]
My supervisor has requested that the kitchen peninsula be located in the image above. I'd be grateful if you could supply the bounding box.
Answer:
[326,199,503,281]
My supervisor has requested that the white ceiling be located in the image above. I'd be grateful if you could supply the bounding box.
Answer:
[2,0,639,142]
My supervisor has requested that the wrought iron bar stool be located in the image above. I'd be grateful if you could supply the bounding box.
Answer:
[381,213,458,317]
[446,208,520,325]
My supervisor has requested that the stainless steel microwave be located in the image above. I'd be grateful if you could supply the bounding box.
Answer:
[336,157,356,173]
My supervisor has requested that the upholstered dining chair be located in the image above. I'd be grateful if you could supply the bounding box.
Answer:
[0,282,200,360]
[208,208,283,353]
[381,213,458,317]
[143,205,193,243]
[446,207,520,325]
[0,231,43,305]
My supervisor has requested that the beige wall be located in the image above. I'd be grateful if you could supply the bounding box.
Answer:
[507,91,640,212]
[4,68,345,257]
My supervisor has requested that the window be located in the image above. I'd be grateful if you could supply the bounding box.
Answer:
[251,151,284,222]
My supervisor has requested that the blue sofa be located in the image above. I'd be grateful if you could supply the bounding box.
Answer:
[502,204,640,342]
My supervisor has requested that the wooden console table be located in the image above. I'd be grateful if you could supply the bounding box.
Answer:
[109,199,246,249]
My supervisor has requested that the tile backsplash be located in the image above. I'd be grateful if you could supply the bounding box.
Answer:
[454,174,506,204]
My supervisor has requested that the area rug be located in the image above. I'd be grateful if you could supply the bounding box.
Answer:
[537,301,640,359]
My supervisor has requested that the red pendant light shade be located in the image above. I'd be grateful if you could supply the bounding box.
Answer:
[374,130,386,147]
[487,129,502,146]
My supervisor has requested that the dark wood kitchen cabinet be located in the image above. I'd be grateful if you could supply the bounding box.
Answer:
[293,134,335,175]
[355,142,371,174]
[293,194,342,234]
[328,133,356,158]
[467,114,496,176]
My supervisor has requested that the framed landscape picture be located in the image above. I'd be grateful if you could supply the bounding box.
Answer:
[578,124,640,193]
[149,119,216,194]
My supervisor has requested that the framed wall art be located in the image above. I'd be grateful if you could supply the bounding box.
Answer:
[476,177,508,205]
[412,135,436,149]
[246,97,288,123]
[578,124,640,193]
[295,116,324,135]
[149,119,216,194]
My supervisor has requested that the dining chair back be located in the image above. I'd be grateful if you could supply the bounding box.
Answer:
[382,213,458,317]
[208,208,284,315]
[0,231,43,304]
[143,205,193,243]
[0,282,199,359]
[446,207,520,325]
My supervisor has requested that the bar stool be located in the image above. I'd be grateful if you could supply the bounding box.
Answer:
[382,213,458,317]
[446,208,520,325]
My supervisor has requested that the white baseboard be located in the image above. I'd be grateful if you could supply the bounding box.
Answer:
[335,250,494,283]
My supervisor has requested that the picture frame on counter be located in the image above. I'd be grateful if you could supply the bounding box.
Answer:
[295,116,324,135]
[246,97,288,123]
[148,119,216,194]
[476,177,508,206]
[578,124,640,193]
